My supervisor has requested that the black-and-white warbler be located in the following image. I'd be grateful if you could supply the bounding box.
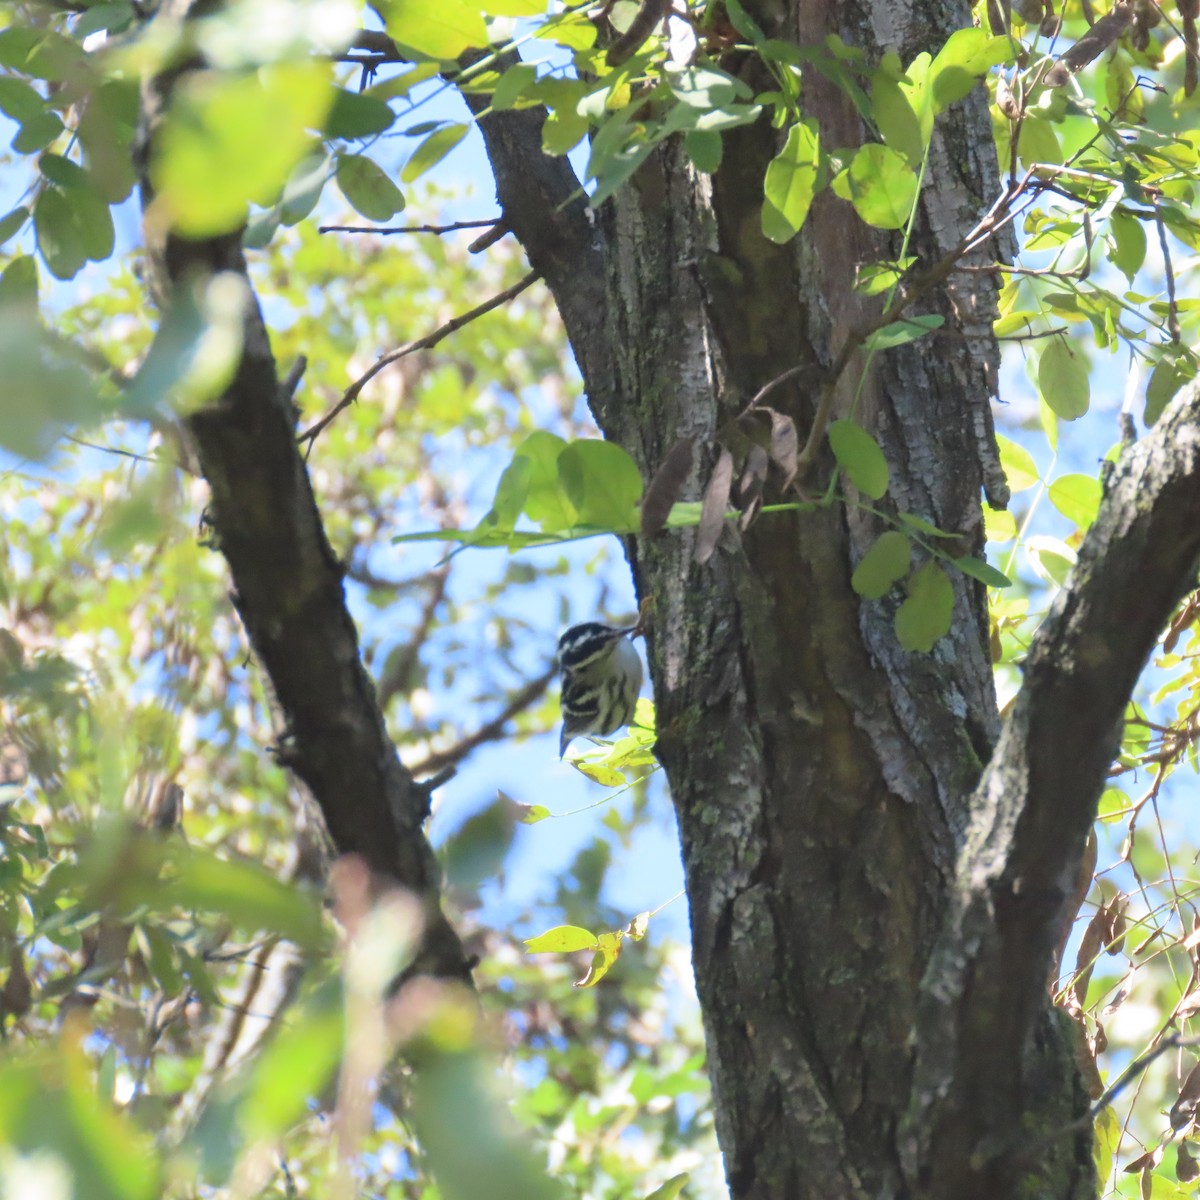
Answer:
[557,621,644,756]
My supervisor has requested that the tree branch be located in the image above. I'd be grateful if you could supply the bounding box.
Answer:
[298,269,540,449]
[405,664,557,777]
[137,57,469,983]
[910,379,1200,1194]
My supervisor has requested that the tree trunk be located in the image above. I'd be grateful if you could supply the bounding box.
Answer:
[476,1,1200,1197]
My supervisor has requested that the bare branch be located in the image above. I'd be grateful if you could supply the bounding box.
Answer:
[137,38,470,983]
[406,664,558,777]
[318,218,501,236]
[298,269,540,449]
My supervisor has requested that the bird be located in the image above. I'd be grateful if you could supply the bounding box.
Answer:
[556,621,644,757]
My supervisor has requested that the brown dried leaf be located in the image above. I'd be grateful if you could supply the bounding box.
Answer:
[738,444,769,530]
[995,74,1023,119]
[1102,982,1131,1016]
[1125,1145,1163,1173]
[1107,896,1128,954]
[695,447,733,565]
[1074,908,1107,1009]
[767,409,799,487]
[642,437,694,537]
[1179,1140,1200,1183]
[1177,991,1200,1021]
[1170,1061,1200,1129]
[1044,4,1134,86]
[0,943,31,1018]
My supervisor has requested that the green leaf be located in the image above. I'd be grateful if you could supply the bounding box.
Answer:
[279,152,330,225]
[854,257,915,296]
[34,185,88,280]
[984,505,1017,543]
[476,455,532,537]
[0,205,28,246]
[0,28,87,81]
[478,0,548,12]
[492,62,536,110]
[542,107,589,155]
[1037,336,1090,420]
[401,121,469,183]
[894,561,954,652]
[837,143,918,230]
[511,431,574,529]
[384,0,488,58]
[558,439,643,530]
[516,804,551,824]
[13,109,63,153]
[163,847,325,948]
[667,65,750,109]
[324,87,395,139]
[336,153,405,220]
[864,313,943,350]
[153,63,334,236]
[1026,534,1076,587]
[524,925,599,953]
[897,511,956,538]
[761,118,821,243]
[1108,211,1146,283]
[1016,114,1063,168]
[0,255,38,314]
[0,313,99,456]
[828,419,889,499]
[0,75,47,124]
[36,163,110,267]
[953,554,1011,588]
[241,984,343,1139]
[1048,473,1102,531]
[1146,347,1193,425]
[851,530,911,599]
[994,433,1039,492]
[533,9,597,49]
[927,28,1012,113]
[645,1175,690,1200]
[871,69,924,164]
[684,128,723,173]
[577,930,622,987]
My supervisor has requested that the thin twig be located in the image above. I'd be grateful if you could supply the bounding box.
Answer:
[63,435,161,466]
[1152,195,1181,344]
[405,663,558,777]
[298,269,541,449]
[318,218,502,236]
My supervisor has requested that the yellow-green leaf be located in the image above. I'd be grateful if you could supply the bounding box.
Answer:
[385,0,488,59]
[851,530,911,599]
[1037,336,1090,421]
[761,118,820,243]
[838,143,918,230]
[829,419,889,499]
[894,561,953,652]
[1048,473,1101,531]
[995,433,1039,492]
[524,925,599,953]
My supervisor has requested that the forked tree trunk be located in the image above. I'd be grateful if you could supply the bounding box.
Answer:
[475,2,1200,1198]
[137,0,1200,1189]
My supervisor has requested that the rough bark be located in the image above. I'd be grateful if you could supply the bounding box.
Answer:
[135,36,470,985]
[473,3,1200,1199]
